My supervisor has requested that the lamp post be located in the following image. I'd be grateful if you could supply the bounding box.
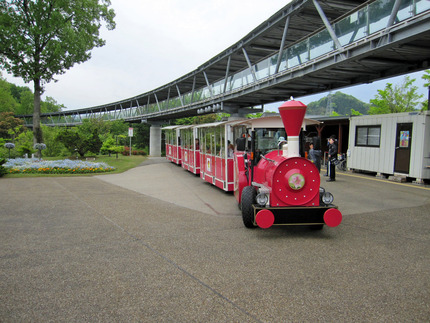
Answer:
[4,143,15,159]
[33,143,46,160]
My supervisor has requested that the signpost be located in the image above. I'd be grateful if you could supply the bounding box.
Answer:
[128,127,133,156]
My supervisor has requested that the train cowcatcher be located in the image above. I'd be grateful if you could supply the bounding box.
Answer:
[235,100,342,230]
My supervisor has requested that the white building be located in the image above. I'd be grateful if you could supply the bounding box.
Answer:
[347,111,430,183]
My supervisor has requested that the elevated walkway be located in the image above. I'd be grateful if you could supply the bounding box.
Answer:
[18,0,430,127]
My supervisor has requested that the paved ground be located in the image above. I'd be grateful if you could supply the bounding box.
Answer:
[1,157,429,322]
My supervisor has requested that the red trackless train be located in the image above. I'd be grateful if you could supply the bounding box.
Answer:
[163,100,342,230]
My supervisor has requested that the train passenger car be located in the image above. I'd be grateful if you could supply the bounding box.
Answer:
[196,121,237,191]
[179,125,200,175]
[234,100,342,230]
[163,125,182,165]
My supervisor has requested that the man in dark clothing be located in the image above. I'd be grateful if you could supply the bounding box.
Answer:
[327,135,337,182]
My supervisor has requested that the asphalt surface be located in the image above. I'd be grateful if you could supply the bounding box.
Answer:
[1,157,429,322]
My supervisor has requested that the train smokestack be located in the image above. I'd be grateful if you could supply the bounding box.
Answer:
[278,99,307,158]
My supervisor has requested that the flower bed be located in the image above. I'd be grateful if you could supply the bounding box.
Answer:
[4,158,115,174]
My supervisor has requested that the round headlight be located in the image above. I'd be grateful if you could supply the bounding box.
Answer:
[321,192,334,205]
[319,186,325,194]
[256,193,268,206]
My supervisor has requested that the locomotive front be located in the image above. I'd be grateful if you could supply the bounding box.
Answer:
[240,100,342,229]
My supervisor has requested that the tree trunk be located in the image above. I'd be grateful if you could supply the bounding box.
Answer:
[33,78,43,158]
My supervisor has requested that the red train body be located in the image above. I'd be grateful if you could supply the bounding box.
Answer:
[163,100,342,230]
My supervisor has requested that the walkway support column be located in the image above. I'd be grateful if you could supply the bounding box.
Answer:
[149,123,162,157]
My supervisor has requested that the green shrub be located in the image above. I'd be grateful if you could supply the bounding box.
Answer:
[0,158,7,177]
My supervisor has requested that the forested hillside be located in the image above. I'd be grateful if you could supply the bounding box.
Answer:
[306,91,370,116]
[0,74,64,115]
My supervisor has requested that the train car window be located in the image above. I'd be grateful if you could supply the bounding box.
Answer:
[181,129,185,148]
[166,130,172,145]
[203,128,213,155]
[186,129,191,149]
[217,126,224,157]
[255,128,287,155]
[211,128,216,155]
[236,138,246,151]
[233,125,248,151]
[221,126,226,158]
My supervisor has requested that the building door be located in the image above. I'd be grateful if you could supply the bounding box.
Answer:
[394,123,413,174]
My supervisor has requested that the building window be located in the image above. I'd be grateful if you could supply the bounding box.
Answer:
[355,125,381,147]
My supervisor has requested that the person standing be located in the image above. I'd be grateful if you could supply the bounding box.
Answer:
[309,136,322,173]
[327,135,337,182]
[312,137,321,173]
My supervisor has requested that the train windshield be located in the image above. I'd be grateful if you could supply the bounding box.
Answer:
[255,128,287,155]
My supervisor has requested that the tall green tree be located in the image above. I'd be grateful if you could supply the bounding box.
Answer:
[56,126,102,157]
[369,76,423,114]
[0,0,115,147]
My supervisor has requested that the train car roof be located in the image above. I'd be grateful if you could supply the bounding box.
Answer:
[232,116,319,130]
[161,125,181,130]
[162,116,319,130]
[162,124,195,130]
[193,120,240,128]
[178,125,193,130]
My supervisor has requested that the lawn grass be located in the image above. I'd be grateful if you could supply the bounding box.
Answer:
[3,155,147,178]
[95,155,147,173]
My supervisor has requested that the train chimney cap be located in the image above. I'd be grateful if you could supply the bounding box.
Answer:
[278,99,307,138]
[278,99,307,109]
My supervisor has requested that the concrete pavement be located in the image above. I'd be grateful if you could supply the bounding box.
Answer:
[1,157,429,322]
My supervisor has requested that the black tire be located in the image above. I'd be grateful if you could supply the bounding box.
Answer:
[241,186,257,228]
[309,224,324,230]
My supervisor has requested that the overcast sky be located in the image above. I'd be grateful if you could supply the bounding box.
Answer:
[2,0,428,112]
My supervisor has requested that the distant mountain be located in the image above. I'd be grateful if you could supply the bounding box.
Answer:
[306,91,370,116]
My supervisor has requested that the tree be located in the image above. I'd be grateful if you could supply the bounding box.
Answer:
[0,111,24,139]
[100,134,122,157]
[133,123,150,150]
[422,69,429,111]
[56,127,101,157]
[0,73,18,113]
[173,114,219,126]
[350,108,363,116]
[41,96,64,113]
[0,0,116,148]
[369,76,423,114]
[15,89,33,115]
[0,158,7,177]
[41,125,65,157]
